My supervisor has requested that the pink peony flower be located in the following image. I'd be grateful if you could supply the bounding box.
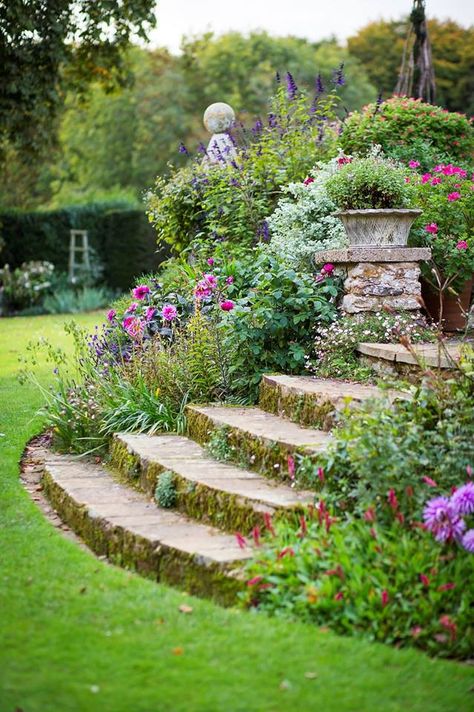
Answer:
[220,299,235,311]
[161,304,177,321]
[447,192,461,201]
[107,309,116,322]
[421,173,432,184]
[409,160,420,168]
[425,223,438,234]
[456,240,468,250]
[303,176,315,185]
[132,284,151,300]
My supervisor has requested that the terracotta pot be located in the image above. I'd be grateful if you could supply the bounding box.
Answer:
[335,209,422,247]
[421,277,473,331]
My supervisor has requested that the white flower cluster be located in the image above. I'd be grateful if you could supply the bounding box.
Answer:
[264,158,348,270]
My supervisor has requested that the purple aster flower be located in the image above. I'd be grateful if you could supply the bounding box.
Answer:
[178,142,189,155]
[286,72,298,100]
[316,73,324,94]
[423,496,465,542]
[132,285,150,300]
[461,529,474,553]
[161,304,177,322]
[451,482,474,516]
[107,309,116,322]
[333,62,345,87]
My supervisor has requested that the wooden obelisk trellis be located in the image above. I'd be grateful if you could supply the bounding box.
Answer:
[68,229,91,283]
[395,0,436,103]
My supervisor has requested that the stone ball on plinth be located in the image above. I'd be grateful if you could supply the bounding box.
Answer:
[203,103,235,134]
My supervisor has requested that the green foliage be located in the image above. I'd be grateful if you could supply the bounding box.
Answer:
[147,77,341,254]
[222,253,340,399]
[0,204,164,290]
[154,471,177,509]
[317,350,474,522]
[207,426,234,462]
[42,286,113,315]
[340,97,474,167]
[242,513,473,659]
[325,151,412,210]
[0,0,157,159]
[311,311,436,381]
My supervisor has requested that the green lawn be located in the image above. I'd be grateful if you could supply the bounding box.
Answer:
[0,313,473,712]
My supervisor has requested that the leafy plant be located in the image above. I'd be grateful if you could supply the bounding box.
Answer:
[0,260,54,312]
[154,471,177,508]
[325,150,412,210]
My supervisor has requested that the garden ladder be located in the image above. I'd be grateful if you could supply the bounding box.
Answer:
[68,230,91,283]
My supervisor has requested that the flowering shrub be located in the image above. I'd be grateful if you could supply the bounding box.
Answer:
[146,73,342,254]
[325,149,412,210]
[241,510,473,658]
[0,260,54,313]
[340,96,473,168]
[408,163,474,291]
[310,311,436,381]
[265,157,347,270]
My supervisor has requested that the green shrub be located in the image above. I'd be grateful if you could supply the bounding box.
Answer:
[340,96,473,167]
[325,151,412,210]
[154,471,177,508]
[0,260,54,312]
[43,286,113,314]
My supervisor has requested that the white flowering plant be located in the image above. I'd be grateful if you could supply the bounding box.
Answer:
[265,156,348,270]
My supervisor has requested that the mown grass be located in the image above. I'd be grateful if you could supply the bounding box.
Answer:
[0,312,473,712]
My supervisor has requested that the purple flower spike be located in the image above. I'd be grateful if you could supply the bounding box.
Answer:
[451,482,474,516]
[178,142,189,155]
[461,530,474,553]
[316,73,324,94]
[333,62,345,87]
[286,72,298,100]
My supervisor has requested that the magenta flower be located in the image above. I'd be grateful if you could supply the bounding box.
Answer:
[381,590,389,607]
[425,223,438,234]
[235,532,247,549]
[421,173,432,184]
[132,284,151,300]
[321,263,335,275]
[123,316,144,340]
[203,273,218,288]
[161,304,177,321]
[404,177,411,184]
[461,529,474,553]
[107,309,116,322]
[194,282,212,300]
[126,302,138,313]
[409,160,420,168]
[145,306,156,321]
[225,275,234,285]
[447,192,461,201]
[304,176,315,185]
[423,496,465,542]
[433,164,444,173]
[451,482,474,515]
[220,299,235,312]
[287,455,295,480]
[207,257,215,266]
[122,316,134,329]
[247,576,263,586]
[431,176,442,185]
[456,240,468,250]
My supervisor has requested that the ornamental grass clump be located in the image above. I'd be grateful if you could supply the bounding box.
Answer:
[325,150,412,210]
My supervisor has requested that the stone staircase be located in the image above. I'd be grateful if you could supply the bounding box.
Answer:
[41,375,394,605]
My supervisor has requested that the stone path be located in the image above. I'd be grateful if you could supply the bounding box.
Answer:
[38,374,407,603]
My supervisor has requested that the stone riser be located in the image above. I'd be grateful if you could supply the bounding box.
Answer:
[42,467,245,606]
[109,436,306,535]
[186,406,325,482]
[259,379,339,430]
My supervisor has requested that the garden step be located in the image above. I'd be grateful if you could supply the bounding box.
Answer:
[186,404,330,481]
[259,374,404,429]
[111,433,315,534]
[41,454,252,605]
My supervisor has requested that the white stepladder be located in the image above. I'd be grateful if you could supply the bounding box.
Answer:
[68,229,91,283]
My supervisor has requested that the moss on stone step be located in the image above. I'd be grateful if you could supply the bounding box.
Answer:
[259,377,337,430]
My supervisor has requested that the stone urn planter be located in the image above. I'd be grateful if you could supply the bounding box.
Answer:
[421,277,473,331]
[335,209,422,248]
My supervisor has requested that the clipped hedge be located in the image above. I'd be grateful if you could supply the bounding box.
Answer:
[0,202,166,290]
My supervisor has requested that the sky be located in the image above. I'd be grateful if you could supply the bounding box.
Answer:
[149,0,473,52]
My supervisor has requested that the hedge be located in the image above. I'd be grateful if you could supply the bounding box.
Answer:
[0,202,167,290]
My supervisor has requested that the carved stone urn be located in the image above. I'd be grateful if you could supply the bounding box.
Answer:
[335,208,422,247]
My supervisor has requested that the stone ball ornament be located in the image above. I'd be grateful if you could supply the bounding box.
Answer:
[203,102,235,134]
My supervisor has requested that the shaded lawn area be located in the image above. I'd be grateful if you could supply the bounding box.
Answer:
[0,313,473,712]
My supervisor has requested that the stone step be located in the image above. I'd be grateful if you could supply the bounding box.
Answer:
[42,454,252,605]
[186,404,330,481]
[111,433,314,535]
[357,342,461,374]
[259,374,403,429]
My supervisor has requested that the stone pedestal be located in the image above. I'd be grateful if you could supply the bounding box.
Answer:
[315,247,431,314]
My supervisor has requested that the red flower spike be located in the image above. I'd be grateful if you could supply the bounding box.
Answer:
[438,582,455,592]
[396,512,405,524]
[334,592,344,601]
[263,512,275,537]
[405,485,414,498]
[277,547,295,559]
[439,615,457,641]
[419,574,430,587]
[466,465,472,478]
[252,526,261,547]
[370,527,377,539]
[364,507,375,522]
[235,532,247,549]
[381,590,389,607]
[258,583,273,591]
[422,476,438,487]
[387,489,398,510]
[317,467,325,484]
[247,576,263,586]
[299,515,308,537]
[287,455,296,480]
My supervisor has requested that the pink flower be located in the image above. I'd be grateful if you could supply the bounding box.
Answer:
[334,592,344,601]
[439,615,457,641]
[425,223,438,234]
[252,526,261,547]
[287,455,295,480]
[225,275,234,285]
[123,316,144,340]
[277,547,295,559]
[461,529,474,553]
[423,476,438,487]
[220,300,235,311]
[419,574,430,586]
[381,590,389,607]
[404,177,411,184]
[433,164,444,173]
[431,176,442,185]
[364,507,375,522]
[145,306,156,321]
[447,192,461,201]
[303,176,315,185]
[235,532,247,549]
[437,582,456,591]
[421,173,432,184]
[107,309,116,322]
[387,489,398,510]
[317,467,325,484]
[263,512,275,536]
[132,284,151,300]
[456,240,468,250]
[337,156,352,165]
[203,273,218,288]
[409,160,420,168]
[126,302,138,313]
[247,576,263,586]
[194,283,212,300]
[161,304,177,321]
[207,257,215,266]
[467,465,472,478]
[411,626,423,637]
[322,263,335,275]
